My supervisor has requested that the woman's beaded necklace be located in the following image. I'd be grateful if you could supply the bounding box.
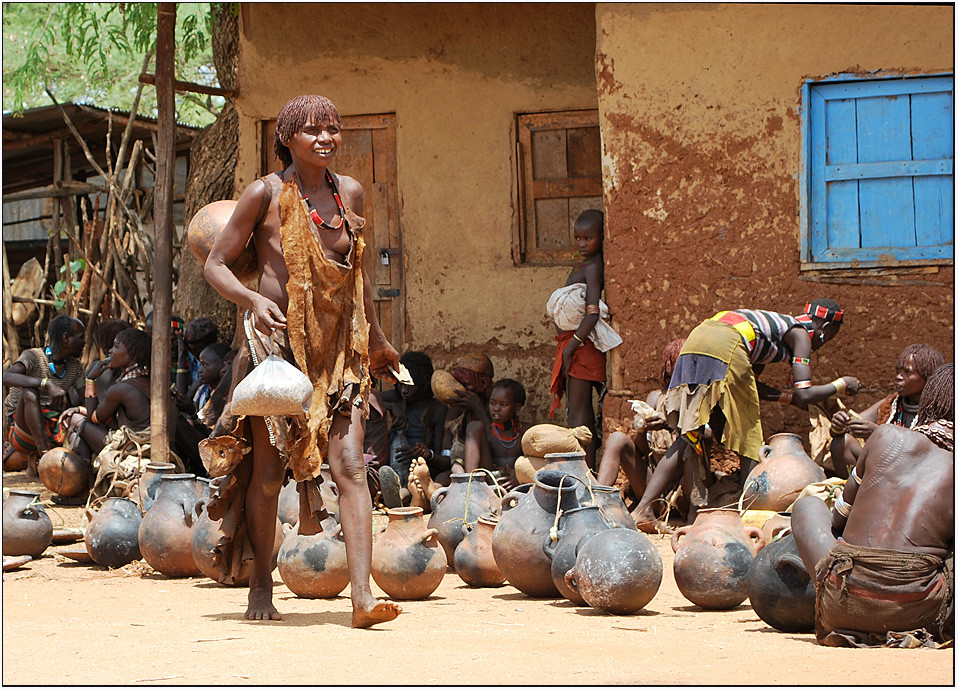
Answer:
[492,419,521,448]
[300,169,346,230]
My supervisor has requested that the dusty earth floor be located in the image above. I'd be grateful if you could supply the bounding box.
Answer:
[2,470,953,687]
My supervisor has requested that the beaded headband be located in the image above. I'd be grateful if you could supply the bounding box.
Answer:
[804,303,843,323]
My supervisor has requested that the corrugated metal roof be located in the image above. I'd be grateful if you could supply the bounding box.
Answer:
[3,103,198,194]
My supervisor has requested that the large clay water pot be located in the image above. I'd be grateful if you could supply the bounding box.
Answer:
[541,451,597,506]
[544,505,614,604]
[746,533,815,633]
[138,474,202,578]
[190,493,282,586]
[372,506,446,600]
[37,447,91,497]
[186,200,258,282]
[672,508,765,609]
[587,484,638,531]
[2,490,53,558]
[741,434,826,512]
[277,518,350,598]
[137,462,177,514]
[454,514,504,588]
[428,472,502,565]
[84,497,142,568]
[566,529,663,615]
[492,470,580,598]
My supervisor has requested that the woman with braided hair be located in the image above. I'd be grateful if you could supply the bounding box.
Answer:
[828,343,944,476]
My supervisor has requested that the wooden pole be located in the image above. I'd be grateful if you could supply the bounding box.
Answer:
[151,3,177,464]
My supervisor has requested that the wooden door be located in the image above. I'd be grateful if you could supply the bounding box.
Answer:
[261,114,404,351]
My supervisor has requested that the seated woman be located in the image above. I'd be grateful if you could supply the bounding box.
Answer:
[440,353,495,476]
[828,343,944,476]
[85,317,131,400]
[59,328,152,461]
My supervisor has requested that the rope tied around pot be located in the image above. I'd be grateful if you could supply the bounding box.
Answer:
[441,469,504,530]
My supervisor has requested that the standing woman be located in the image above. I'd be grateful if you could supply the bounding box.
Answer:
[546,209,622,469]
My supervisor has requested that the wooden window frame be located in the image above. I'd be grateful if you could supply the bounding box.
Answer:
[799,73,954,270]
[514,109,603,265]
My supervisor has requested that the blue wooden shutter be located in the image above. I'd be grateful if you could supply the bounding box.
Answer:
[808,76,954,263]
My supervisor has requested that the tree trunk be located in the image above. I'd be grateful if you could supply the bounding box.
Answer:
[174,3,240,344]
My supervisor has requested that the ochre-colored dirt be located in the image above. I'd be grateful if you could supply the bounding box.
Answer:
[3,471,952,686]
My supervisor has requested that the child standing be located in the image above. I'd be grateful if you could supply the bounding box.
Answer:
[546,209,622,469]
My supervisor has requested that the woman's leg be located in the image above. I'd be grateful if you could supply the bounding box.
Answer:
[566,376,598,469]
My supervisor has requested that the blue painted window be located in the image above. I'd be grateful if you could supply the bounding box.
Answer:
[803,75,954,266]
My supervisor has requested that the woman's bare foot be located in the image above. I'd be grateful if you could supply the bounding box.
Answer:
[246,581,282,621]
[352,596,402,629]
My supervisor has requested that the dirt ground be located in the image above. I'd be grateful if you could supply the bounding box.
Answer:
[2,470,953,687]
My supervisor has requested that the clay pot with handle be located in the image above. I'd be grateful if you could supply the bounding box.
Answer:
[740,434,826,512]
[454,514,505,588]
[746,533,815,633]
[427,472,501,565]
[137,462,177,514]
[277,517,350,598]
[2,490,53,558]
[671,508,765,609]
[372,506,447,600]
[138,474,202,578]
[565,528,663,615]
[543,505,614,604]
[85,497,142,568]
[491,469,580,597]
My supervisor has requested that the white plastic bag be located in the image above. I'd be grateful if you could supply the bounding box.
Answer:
[231,354,313,417]
[230,310,313,417]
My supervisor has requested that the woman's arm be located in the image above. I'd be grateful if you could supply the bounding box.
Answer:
[783,327,860,407]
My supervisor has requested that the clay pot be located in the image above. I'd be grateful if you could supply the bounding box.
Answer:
[190,494,282,587]
[277,480,300,526]
[760,512,792,548]
[746,533,815,633]
[672,508,765,609]
[3,449,30,472]
[372,506,447,600]
[319,464,340,522]
[85,497,142,568]
[428,472,502,565]
[587,485,638,531]
[566,529,663,615]
[454,514,505,587]
[137,462,177,514]
[541,451,597,506]
[37,448,90,497]
[138,474,202,578]
[277,518,349,598]
[741,434,826,512]
[186,200,258,282]
[492,470,581,598]
[543,505,614,604]
[2,490,53,558]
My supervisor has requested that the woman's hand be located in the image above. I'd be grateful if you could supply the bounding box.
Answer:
[448,390,484,416]
[369,339,400,382]
[830,410,851,436]
[840,376,862,395]
[845,419,878,440]
[395,443,431,463]
[249,295,287,335]
[87,358,111,379]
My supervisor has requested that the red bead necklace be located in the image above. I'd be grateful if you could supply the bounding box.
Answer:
[300,169,346,230]
[492,419,520,448]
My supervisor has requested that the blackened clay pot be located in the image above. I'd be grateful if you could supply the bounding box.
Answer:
[566,528,663,615]
[138,474,202,578]
[428,472,501,565]
[277,518,350,598]
[492,470,580,597]
[85,497,142,568]
[372,506,446,600]
[746,533,815,633]
[2,490,53,558]
[671,508,765,609]
[544,505,614,605]
[454,514,505,588]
